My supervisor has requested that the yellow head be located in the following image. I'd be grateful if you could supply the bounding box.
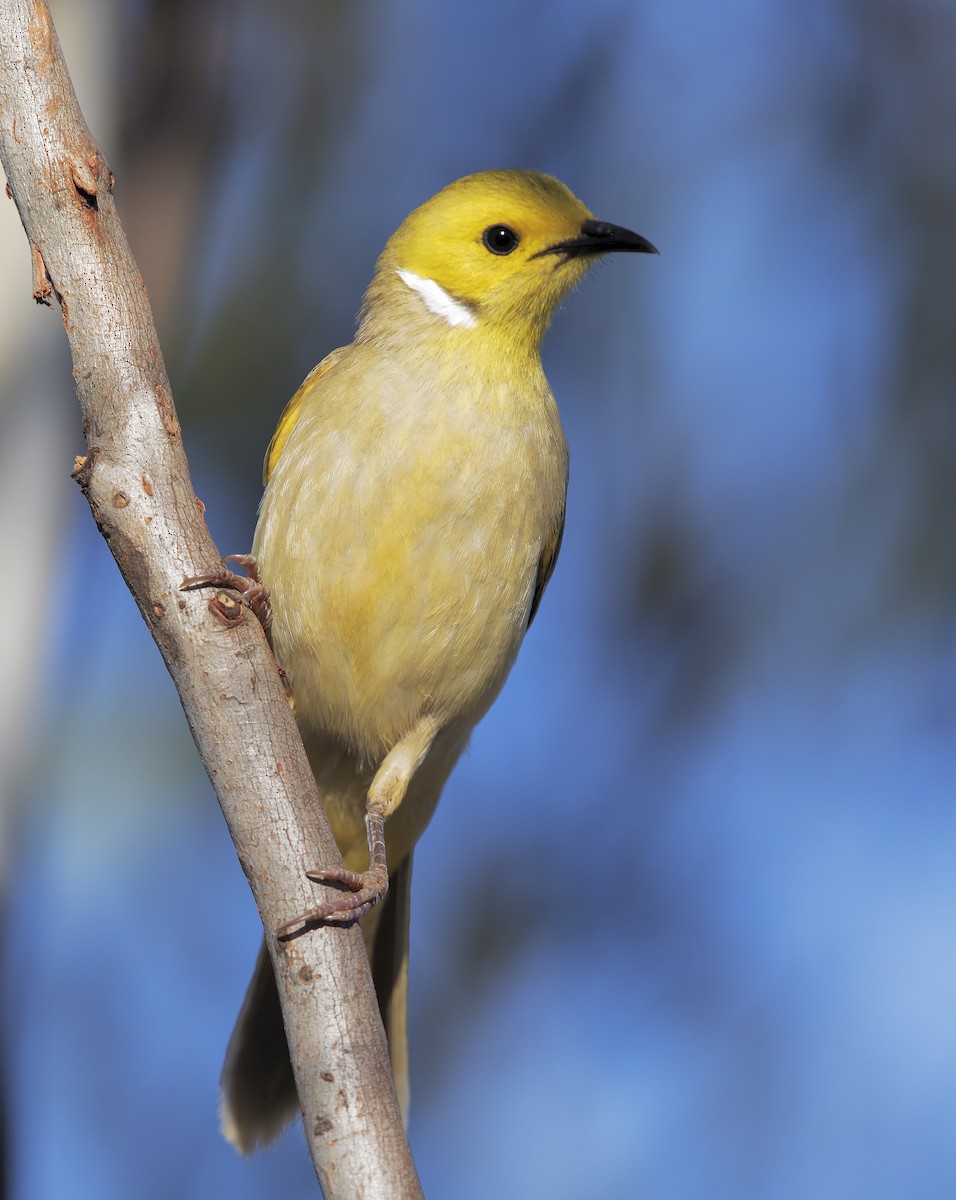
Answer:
[358,169,657,350]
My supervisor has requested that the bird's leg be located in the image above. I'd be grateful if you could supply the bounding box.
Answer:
[181,554,273,633]
[276,714,441,940]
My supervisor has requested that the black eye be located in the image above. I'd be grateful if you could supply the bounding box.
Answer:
[482,225,520,255]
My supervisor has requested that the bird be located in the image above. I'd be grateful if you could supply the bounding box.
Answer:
[212,169,656,1152]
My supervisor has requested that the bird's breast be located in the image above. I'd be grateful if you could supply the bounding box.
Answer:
[254,359,567,762]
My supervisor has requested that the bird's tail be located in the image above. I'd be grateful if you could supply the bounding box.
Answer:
[219,854,413,1153]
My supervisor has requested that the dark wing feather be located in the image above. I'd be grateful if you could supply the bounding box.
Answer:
[527,505,566,629]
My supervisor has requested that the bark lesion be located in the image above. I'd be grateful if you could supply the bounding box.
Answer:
[30,237,51,303]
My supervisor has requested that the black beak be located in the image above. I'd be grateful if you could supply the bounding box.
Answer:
[534,218,659,260]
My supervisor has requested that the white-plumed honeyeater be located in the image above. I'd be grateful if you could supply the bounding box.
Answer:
[216,169,657,1151]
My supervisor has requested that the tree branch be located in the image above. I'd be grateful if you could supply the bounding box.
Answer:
[0,4,421,1196]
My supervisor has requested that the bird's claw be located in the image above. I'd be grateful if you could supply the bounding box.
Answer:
[181,554,273,632]
[276,864,390,940]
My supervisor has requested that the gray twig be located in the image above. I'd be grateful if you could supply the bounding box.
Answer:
[0,3,421,1196]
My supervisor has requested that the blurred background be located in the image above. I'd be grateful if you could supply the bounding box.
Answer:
[2,0,956,1196]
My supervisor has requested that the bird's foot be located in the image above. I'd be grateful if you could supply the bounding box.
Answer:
[277,802,390,939]
[181,554,272,632]
[276,862,389,940]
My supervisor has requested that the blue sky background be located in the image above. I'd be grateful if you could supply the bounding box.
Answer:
[4,0,956,1196]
